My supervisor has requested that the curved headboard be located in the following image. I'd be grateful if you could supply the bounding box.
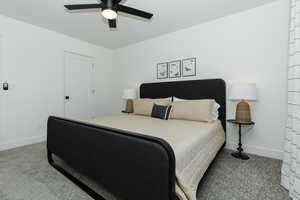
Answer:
[140,79,226,132]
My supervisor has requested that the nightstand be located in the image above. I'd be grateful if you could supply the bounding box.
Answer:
[227,119,255,160]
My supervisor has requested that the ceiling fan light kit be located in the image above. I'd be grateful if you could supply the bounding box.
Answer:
[102,9,117,20]
[101,0,117,20]
[64,0,153,28]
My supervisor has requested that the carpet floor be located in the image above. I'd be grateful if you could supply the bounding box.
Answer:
[0,142,289,200]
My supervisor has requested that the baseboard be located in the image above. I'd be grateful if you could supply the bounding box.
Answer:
[226,142,283,160]
[0,135,46,151]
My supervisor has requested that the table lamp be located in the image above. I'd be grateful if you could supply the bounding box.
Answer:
[229,83,257,123]
[122,88,137,113]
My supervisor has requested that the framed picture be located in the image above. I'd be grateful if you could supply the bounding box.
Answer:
[157,63,168,79]
[182,58,196,77]
[168,60,181,78]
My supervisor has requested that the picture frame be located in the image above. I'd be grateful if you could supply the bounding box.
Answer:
[168,60,181,78]
[182,58,196,77]
[157,63,168,79]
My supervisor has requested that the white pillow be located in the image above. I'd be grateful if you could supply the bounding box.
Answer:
[173,97,220,121]
[159,97,172,102]
[212,102,220,121]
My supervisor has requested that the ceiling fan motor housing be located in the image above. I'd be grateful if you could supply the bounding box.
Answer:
[102,0,117,11]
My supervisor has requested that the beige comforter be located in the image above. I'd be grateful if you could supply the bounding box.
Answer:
[88,114,225,200]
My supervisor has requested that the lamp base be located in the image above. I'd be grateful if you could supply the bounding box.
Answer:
[125,99,134,113]
[235,100,251,123]
[231,152,250,160]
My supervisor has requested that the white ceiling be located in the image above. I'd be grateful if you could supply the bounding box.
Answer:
[0,0,276,49]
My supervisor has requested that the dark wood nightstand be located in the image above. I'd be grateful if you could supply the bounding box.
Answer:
[227,119,255,160]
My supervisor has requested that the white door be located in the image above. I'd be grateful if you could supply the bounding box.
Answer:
[64,52,94,120]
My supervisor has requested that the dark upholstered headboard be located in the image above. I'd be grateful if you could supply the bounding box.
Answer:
[140,79,226,132]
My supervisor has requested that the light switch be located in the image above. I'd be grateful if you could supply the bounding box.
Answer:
[3,82,8,90]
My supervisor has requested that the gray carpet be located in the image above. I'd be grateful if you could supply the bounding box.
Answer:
[0,142,289,200]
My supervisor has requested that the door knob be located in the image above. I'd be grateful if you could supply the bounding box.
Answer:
[65,96,70,100]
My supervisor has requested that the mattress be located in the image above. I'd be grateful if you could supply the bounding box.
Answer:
[87,114,225,200]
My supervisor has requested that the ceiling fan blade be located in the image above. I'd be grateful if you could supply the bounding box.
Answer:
[109,19,117,28]
[64,4,103,10]
[117,5,153,19]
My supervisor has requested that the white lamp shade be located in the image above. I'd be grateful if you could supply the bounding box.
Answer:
[122,88,137,99]
[229,83,257,101]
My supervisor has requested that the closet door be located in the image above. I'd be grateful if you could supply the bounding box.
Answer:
[64,52,94,120]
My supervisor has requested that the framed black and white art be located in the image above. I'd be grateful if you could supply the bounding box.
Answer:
[157,63,168,79]
[168,60,181,78]
[182,58,196,77]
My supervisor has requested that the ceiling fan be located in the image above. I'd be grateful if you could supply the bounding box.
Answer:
[64,0,153,28]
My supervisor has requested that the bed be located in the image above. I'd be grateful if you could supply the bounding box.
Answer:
[47,79,226,200]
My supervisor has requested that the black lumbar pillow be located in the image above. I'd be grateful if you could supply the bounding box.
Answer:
[151,104,172,120]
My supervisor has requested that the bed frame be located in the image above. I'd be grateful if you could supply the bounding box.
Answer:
[47,79,226,200]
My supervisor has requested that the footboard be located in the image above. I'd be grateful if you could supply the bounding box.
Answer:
[47,116,176,200]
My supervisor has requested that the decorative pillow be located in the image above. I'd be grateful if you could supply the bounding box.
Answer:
[173,97,220,121]
[160,97,172,102]
[172,97,187,102]
[170,99,215,122]
[151,104,172,120]
[133,98,171,116]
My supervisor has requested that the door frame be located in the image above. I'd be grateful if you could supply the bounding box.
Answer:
[0,35,4,149]
[63,50,95,118]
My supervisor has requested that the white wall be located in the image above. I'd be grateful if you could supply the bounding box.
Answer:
[0,0,290,159]
[0,14,113,151]
[112,0,290,159]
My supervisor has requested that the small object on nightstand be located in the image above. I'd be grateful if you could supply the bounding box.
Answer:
[227,119,255,160]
